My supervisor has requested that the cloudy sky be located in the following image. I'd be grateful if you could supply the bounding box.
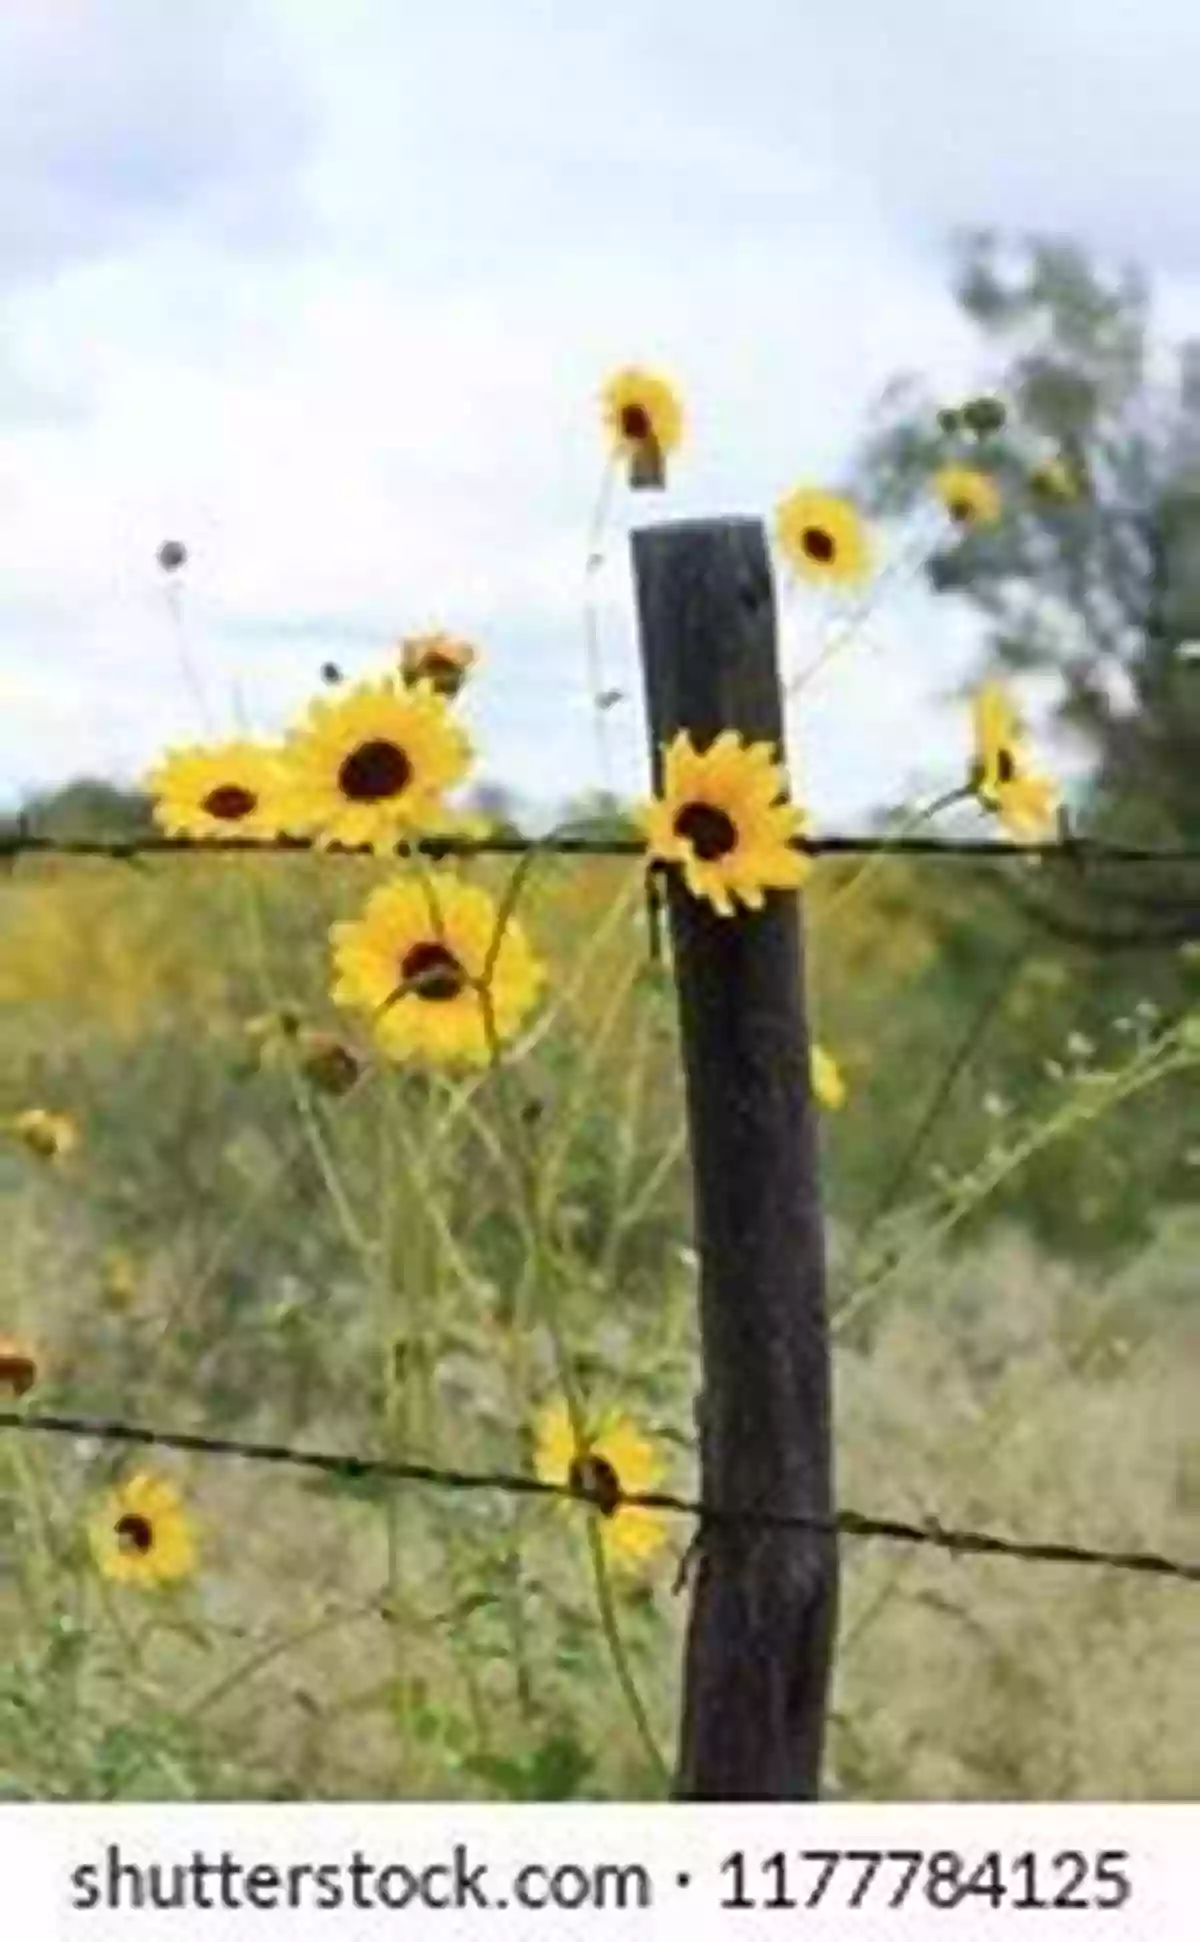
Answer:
[3,0,1200,824]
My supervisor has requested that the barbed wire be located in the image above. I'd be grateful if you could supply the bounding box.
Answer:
[0,829,1196,866]
[4,1410,1197,1587]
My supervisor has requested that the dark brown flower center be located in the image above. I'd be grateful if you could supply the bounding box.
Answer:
[400,940,468,1002]
[567,1453,622,1517]
[949,497,974,524]
[202,784,257,821]
[673,801,738,861]
[115,1513,154,1555]
[970,747,1017,792]
[0,1351,36,1397]
[801,525,836,562]
[337,739,413,802]
[620,403,652,441]
[419,652,464,697]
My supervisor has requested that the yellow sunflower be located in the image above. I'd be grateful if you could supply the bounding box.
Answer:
[147,741,289,841]
[398,631,479,700]
[934,464,1003,529]
[534,1398,668,1571]
[600,367,684,485]
[810,1044,847,1111]
[89,1473,196,1588]
[0,1335,38,1398]
[275,679,475,853]
[970,683,1059,840]
[774,488,872,587]
[11,1107,78,1162]
[330,872,545,1067]
[636,730,812,917]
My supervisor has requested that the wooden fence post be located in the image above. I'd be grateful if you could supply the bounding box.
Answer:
[630,515,839,1801]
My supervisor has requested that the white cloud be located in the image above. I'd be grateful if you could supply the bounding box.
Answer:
[0,0,312,289]
[1,0,1195,821]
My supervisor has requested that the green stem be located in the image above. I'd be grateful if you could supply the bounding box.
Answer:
[180,1596,387,1723]
[586,1522,670,1790]
[836,1037,1190,1338]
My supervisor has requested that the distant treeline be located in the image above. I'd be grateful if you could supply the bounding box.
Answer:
[0,776,642,844]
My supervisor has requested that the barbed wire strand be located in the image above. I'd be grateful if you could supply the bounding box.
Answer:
[0,830,1195,865]
[4,1411,1197,1586]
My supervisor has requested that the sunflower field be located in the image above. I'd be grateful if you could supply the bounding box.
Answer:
[2,369,1198,1803]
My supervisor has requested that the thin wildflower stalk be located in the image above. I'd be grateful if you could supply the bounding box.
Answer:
[4,1435,58,1629]
[370,943,539,1734]
[400,838,593,1722]
[180,1594,389,1723]
[585,1517,671,1789]
[849,935,1029,1259]
[582,458,622,796]
[595,995,656,1291]
[535,892,648,1214]
[783,508,945,700]
[818,786,973,928]
[835,1025,1191,1338]
[465,848,669,1788]
[234,862,374,1264]
[421,857,645,1156]
[375,1082,410,1777]
[894,1023,1192,1256]
[161,573,217,739]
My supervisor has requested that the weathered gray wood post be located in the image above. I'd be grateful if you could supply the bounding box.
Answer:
[630,515,839,1800]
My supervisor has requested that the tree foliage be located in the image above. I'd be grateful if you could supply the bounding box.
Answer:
[854,230,1197,931]
[848,231,1199,1261]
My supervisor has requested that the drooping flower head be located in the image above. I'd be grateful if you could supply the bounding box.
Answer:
[774,488,872,588]
[534,1398,668,1571]
[934,464,1003,529]
[89,1473,196,1588]
[147,742,290,842]
[637,730,812,916]
[330,872,544,1067]
[295,1029,363,1097]
[969,682,1058,841]
[276,678,474,852]
[398,632,479,701]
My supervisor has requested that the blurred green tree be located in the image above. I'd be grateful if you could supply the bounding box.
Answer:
[854,227,1197,942]
[464,778,527,841]
[4,777,155,841]
[847,230,1199,1262]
